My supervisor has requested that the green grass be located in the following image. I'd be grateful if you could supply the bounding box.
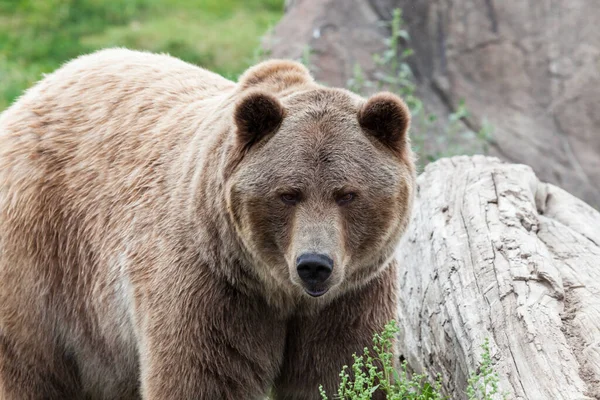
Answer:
[0,0,284,110]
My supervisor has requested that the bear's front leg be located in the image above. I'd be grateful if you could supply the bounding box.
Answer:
[136,268,286,400]
[273,264,398,400]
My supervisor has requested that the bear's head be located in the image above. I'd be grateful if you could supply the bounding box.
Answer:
[225,60,415,301]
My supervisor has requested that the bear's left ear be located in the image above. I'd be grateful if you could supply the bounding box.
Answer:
[234,90,285,149]
[358,92,411,154]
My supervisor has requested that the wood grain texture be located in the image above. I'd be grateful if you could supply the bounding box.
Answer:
[396,155,600,399]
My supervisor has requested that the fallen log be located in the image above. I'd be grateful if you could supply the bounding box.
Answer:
[396,155,600,399]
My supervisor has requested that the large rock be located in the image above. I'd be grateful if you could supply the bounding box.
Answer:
[267,0,600,207]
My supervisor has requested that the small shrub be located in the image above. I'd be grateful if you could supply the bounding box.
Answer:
[318,320,444,400]
[466,338,505,400]
[319,321,506,400]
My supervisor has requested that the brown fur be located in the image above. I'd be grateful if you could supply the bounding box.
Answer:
[0,48,415,399]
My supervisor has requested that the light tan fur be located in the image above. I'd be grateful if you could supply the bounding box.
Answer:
[0,48,415,399]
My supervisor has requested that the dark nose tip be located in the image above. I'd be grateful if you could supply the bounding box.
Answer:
[296,253,333,285]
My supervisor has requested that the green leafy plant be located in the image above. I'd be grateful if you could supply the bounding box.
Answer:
[466,338,504,400]
[319,321,507,400]
[318,320,444,400]
[346,8,494,169]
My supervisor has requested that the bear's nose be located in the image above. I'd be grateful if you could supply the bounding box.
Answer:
[296,253,333,291]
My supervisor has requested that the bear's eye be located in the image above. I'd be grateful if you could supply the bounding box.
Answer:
[280,192,301,206]
[336,192,356,206]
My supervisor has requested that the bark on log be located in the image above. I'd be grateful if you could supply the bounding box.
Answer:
[396,156,600,399]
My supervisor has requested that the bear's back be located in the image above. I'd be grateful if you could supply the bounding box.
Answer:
[0,48,236,236]
[0,48,234,183]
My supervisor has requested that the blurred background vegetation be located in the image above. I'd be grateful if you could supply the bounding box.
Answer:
[0,0,284,110]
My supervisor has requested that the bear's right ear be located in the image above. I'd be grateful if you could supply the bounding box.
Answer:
[234,91,285,149]
[358,92,411,154]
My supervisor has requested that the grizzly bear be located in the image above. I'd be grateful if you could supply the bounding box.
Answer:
[0,48,415,399]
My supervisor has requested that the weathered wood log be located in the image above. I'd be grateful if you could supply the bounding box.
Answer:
[396,155,600,399]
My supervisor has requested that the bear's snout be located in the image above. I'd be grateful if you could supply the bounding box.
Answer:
[295,253,333,297]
